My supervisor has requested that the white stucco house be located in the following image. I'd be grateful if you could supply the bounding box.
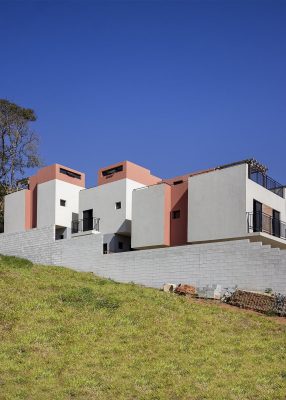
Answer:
[1,158,286,294]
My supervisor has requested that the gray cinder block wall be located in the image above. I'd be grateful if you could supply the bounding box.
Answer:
[0,226,285,294]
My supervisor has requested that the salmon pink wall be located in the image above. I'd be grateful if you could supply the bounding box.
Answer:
[25,190,32,230]
[30,164,85,188]
[26,164,85,229]
[98,161,161,186]
[162,169,215,247]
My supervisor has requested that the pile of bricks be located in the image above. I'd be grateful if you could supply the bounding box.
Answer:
[226,290,275,314]
[174,284,197,297]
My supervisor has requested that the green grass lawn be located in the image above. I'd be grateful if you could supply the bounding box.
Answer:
[0,255,285,400]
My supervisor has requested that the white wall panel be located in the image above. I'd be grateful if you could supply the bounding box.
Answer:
[4,190,27,233]
[188,164,247,242]
[132,184,167,248]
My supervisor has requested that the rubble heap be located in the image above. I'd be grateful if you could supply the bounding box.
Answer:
[174,284,197,297]
[225,290,286,316]
[226,290,274,313]
[273,293,286,317]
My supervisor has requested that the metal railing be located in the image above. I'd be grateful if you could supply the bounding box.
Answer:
[71,217,100,234]
[249,171,284,198]
[247,212,286,240]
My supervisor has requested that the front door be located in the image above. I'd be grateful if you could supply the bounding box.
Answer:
[83,209,93,231]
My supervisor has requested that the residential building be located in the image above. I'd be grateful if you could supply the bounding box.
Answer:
[3,158,286,252]
[4,164,85,239]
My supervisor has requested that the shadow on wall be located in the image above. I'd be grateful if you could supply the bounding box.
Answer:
[103,232,131,254]
[170,182,188,246]
[117,219,131,235]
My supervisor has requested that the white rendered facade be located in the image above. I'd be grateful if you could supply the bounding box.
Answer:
[37,179,82,229]
[3,159,286,252]
[4,189,28,233]
[79,178,146,235]
[2,159,286,296]
[188,163,286,245]
[131,183,170,249]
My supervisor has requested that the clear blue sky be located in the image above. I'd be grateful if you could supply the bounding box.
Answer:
[1,0,285,187]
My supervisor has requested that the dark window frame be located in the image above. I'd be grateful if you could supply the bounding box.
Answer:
[60,199,66,207]
[102,165,123,177]
[272,209,281,237]
[115,201,122,210]
[59,167,81,180]
[253,199,262,232]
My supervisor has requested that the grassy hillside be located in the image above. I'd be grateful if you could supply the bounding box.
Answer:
[0,255,285,400]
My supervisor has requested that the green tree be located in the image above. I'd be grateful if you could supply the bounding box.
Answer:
[0,99,41,230]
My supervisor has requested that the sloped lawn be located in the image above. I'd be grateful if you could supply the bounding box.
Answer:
[0,255,285,400]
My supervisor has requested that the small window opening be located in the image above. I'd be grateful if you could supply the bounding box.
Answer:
[118,241,123,250]
[115,201,121,210]
[172,210,180,219]
[103,243,108,254]
[59,167,81,180]
[60,199,66,207]
[102,165,123,177]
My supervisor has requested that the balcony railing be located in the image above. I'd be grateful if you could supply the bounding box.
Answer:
[249,171,284,198]
[71,217,100,234]
[247,212,286,240]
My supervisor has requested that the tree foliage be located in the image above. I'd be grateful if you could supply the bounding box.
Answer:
[0,99,41,228]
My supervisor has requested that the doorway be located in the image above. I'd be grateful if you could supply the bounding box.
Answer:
[83,209,93,231]
[272,209,281,238]
[253,200,262,232]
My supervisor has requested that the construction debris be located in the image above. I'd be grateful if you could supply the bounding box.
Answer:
[196,284,235,299]
[273,293,286,317]
[174,284,197,297]
[162,283,177,293]
[224,289,274,313]
[163,281,286,317]
[213,285,223,300]
[222,289,286,316]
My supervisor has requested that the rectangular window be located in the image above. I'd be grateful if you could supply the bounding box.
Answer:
[115,201,121,210]
[60,199,66,207]
[59,168,81,180]
[103,243,108,254]
[172,210,180,219]
[118,241,123,250]
[102,165,123,177]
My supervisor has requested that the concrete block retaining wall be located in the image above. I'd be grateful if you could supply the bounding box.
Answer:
[0,226,285,294]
